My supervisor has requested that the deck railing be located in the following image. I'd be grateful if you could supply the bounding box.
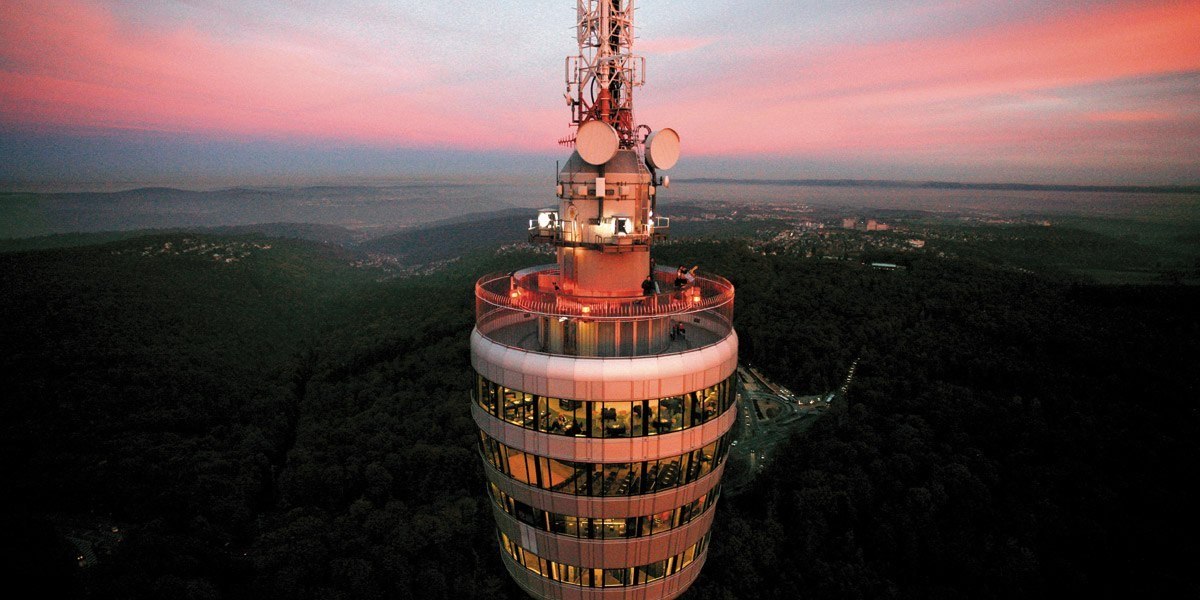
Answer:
[474,265,735,356]
[476,265,733,321]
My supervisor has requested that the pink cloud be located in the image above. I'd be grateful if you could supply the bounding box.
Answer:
[1085,111,1171,123]
[639,36,718,55]
[0,0,1197,177]
[638,0,1200,162]
[0,0,553,150]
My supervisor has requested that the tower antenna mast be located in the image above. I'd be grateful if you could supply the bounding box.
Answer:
[566,0,645,147]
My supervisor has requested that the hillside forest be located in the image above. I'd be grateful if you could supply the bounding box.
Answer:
[1,225,1197,599]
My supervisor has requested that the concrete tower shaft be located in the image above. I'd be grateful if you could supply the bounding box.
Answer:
[472,3,730,598]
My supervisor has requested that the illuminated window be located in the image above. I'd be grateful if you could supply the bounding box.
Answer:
[479,432,731,497]
[498,531,712,588]
[475,374,735,439]
[489,482,720,540]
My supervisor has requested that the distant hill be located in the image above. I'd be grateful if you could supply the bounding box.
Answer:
[360,208,532,264]
[679,178,1200,195]
[0,222,365,253]
[0,205,535,258]
[0,180,541,239]
[207,222,366,246]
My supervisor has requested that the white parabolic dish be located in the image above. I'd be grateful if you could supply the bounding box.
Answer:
[645,128,680,170]
[575,120,620,166]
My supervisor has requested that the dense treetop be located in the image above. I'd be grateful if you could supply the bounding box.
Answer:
[2,228,1197,598]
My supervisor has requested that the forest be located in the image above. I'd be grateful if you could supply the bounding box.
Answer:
[2,227,1197,599]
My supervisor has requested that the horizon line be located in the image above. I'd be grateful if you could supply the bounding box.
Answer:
[3,176,1199,196]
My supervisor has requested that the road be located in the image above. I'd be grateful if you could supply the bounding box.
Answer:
[723,358,860,494]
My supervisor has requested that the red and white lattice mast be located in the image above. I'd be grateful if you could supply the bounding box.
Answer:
[563,0,644,147]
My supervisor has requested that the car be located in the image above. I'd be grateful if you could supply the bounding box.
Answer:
[731,440,739,446]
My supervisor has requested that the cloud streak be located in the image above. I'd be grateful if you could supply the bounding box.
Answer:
[635,0,1200,181]
[0,0,552,148]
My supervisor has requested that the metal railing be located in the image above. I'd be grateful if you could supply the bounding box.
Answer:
[474,265,735,357]
[476,265,733,321]
[528,216,670,246]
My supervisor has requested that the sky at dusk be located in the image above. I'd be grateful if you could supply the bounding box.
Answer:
[2,0,1199,188]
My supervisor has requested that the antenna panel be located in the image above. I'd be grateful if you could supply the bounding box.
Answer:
[576,120,620,165]
[645,128,680,170]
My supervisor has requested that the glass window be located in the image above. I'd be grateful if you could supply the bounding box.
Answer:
[531,395,546,431]
[629,400,645,436]
[684,390,697,427]
[637,515,652,537]
[604,568,627,587]
[660,396,683,432]
[602,401,629,438]
[642,459,659,493]
[680,545,697,568]
[489,481,721,544]
[624,461,643,496]
[589,401,603,437]
[480,432,731,496]
[521,548,541,574]
[649,508,673,535]
[576,461,593,495]
[498,532,711,588]
[569,401,585,436]
[539,457,557,490]
[660,457,676,491]
[643,559,665,583]
[645,398,664,435]
[544,396,568,434]
[595,517,625,539]
[561,564,582,585]
[543,457,578,492]
[604,462,626,497]
[703,384,720,421]
[514,499,537,525]
[504,447,529,484]
[563,515,584,538]
[476,375,736,439]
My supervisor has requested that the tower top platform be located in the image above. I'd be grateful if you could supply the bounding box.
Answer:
[475,264,735,359]
[477,265,733,321]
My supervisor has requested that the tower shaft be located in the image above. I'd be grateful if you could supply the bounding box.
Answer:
[472,4,731,599]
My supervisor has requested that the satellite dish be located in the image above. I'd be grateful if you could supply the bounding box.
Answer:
[576,120,620,166]
[645,128,680,170]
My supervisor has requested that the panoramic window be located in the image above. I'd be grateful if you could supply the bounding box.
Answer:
[499,531,710,588]
[488,481,719,539]
[475,375,734,438]
[479,432,731,497]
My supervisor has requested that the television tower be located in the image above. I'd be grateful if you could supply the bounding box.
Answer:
[471,2,737,598]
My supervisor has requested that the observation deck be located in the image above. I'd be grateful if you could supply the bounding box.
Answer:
[475,265,734,358]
